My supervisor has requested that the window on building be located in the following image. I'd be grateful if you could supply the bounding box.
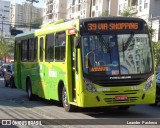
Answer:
[83,10,85,14]
[72,7,75,13]
[139,6,142,12]
[139,0,142,4]
[4,10,9,12]
[96,6,98,10]
[92,11,95,17]
[72,0,75,5]
[78,5,80,11]
[55,32,66,61]
[4,6,9,8]
[144,0,148,9]
[93,0,96,6]
[131,0,138,6]
[45,34,54,61]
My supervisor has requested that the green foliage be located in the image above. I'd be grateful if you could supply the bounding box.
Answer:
[152,41,160,68]
[0,37,14,61]
[120,7,134,17]
[31,17,43,28]
[100,11,109,17]
[148,25,155,39]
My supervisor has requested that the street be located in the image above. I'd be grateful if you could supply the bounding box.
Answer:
[0,77,160,128]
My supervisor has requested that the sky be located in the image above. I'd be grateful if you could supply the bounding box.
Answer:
[9,0,44,8]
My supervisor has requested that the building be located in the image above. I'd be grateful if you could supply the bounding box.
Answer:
[10,2,43,32]
[0,0,10,38]
[43,0,67,24]
[66,0,90,19]
[117,0,160,42]
[66,0,118,19]
[43,0,118,24]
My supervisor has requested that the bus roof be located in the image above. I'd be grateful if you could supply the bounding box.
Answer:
[79,16,146,23]
[15,17,146,41]
[15,31,35,39]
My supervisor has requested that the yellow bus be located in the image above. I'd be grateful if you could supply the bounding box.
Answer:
[14,17,156,112]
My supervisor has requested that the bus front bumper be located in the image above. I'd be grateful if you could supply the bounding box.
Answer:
[78,89,156,107]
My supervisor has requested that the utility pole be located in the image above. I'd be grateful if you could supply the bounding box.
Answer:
[26,0,39,31]
[89,0,93,17]
[1,15,5,42]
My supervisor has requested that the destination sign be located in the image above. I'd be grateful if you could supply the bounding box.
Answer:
[85,21,143,31]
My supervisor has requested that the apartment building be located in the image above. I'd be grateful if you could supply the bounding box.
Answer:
[10,4,23,28]
[0,0,10,38]
[43,0,118,24]
[43,0,67,24]
[67,0,111,19]
[118,0,160,41]
[10,2,43,30]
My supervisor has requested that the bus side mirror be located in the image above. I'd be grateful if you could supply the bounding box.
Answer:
[74,37,81,48]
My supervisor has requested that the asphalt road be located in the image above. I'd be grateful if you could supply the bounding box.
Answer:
[0,77,160,128]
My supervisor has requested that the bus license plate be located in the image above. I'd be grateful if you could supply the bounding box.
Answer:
[115,96,128,101]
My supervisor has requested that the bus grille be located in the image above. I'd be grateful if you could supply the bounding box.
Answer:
[94,78,145,86]
[104,96,139,104]
[103,90,139,95]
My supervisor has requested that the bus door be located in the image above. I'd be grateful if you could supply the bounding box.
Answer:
[69,35,77,101]
[39,36,46,86]
[15,42,22,88]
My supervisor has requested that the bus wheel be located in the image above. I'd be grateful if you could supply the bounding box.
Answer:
[27,80,34,101]
[62,87,75,112]
[118,106,130,110]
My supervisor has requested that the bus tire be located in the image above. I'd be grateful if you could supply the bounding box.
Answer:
[118,106,130,110]
[62,86,75,112]
[27,80,34,101]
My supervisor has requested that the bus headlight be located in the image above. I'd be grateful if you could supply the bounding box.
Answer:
[84,78,97,92]
[144,74,154,91]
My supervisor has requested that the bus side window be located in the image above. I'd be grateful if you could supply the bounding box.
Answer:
[40,38,44,62]
[34,37,38,61]
[45,34,54,61]
[55,32,66,61]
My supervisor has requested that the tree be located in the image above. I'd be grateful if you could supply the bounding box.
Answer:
[120,7,134,17]
[100,11,109,17]
[152,41,160,69]
[148,25,155,39]
[0,37,14,63]
[31,17,43,29]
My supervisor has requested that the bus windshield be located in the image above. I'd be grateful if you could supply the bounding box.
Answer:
[82,33,152,75]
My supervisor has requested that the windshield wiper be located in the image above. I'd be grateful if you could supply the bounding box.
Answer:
[122,33,134,61]
[124,32,135,51]
[96,32,110,52]
[96,32,112,63]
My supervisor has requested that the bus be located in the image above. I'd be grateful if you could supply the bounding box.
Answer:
[14,17,156,112]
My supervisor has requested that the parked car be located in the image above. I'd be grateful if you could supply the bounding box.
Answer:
[154,72,160,105]
[0,63,9,77]
[4,63,15,88]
